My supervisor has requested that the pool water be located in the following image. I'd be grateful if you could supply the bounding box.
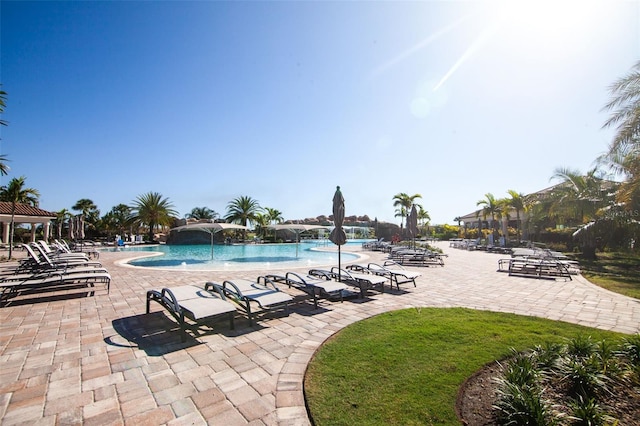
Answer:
[117,240,369,271]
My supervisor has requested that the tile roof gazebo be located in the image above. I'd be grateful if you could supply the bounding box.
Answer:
[0,201,56,244]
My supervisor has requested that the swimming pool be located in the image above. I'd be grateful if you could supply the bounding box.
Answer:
[116,240,368,271]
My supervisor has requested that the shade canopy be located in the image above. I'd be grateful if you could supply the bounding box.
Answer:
[267,224,329,257]
[171,222,248,259]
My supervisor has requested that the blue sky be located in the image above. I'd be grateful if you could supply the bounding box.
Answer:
[1,1,638,225]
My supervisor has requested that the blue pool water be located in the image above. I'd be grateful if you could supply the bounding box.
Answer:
[115,240,369,271]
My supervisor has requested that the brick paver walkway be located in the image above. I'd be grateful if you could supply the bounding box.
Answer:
[1,242,638,425]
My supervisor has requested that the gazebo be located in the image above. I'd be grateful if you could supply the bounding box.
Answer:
[0,202,56,244]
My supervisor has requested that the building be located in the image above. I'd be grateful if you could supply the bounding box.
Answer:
[0,202,56,244]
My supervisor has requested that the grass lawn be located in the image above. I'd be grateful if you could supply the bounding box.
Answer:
[304,308,627,425]
[577,251,640,299]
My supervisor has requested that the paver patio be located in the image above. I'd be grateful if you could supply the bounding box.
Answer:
[0,241,638,425]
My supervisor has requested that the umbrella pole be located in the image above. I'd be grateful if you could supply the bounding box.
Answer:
[338,246,341,281]
[210,232,214,260]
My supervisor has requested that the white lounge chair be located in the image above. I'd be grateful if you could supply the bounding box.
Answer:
[208,278,292,326]
[146,284,236,342]
[264,272,348,309]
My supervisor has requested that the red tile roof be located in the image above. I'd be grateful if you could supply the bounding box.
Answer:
[0,202,56,217]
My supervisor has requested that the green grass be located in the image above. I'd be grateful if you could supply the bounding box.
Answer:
[577,251,640,299]
[305,308,627,425]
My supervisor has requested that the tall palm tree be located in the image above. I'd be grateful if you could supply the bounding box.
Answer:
[0,176,40,259]
[264,207,283,224]
[392,192,422,231]
[476,193,500,240]
[506,190,527,243]
[224,195,262,240]
[72,198,100,238]
[185,207,218,221]
[54,208,72,240]
[253,212,270,240]
[130,192,178,242]
[602,61,640,214]
[417,206,431,236]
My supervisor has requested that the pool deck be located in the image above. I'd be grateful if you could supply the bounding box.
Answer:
[1,241,639,425]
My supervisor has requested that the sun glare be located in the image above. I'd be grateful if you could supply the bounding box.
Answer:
[494,0,605,45]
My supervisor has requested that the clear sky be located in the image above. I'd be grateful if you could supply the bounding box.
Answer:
[1,1,638,225]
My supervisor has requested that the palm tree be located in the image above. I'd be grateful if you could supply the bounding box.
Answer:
[224,195,262,240]
[506,190,527,244]
[264,207,283,224]
[54,208,72,240]
[253,212,270,240]
[417,206,431,235]
[72,199,100,238]
[105,204,132,236]
[392,192,422,231]
[0,176,40,259]
[185,207,218,221]
[130,192,178,242]
[602,61,640,214]
[476,193,501,240]
[547,167,616,259]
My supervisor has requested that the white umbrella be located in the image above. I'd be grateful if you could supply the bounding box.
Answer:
[267,224,329,257]
[171,222,248,259]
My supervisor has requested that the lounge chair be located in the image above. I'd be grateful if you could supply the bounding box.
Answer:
[36,240,90,260]
[20,244,103,272]
[264,272,348,309]
[348,261,421,291]
[309,267,386,299]
[146,284,236,342]
[207,278,292,326]
[0,268,112,302]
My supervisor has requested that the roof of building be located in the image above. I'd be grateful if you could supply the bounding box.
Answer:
[0,202,56,218]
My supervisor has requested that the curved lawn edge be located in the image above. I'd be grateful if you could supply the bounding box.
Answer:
[300,307,630,425]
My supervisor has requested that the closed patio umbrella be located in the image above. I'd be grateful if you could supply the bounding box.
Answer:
[171,221,247,259]
[408,204,418,249]
[68,217,75,241]
[78,215,85,241]
[329,186,347,281]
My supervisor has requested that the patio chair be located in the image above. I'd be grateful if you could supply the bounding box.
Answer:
[1,268,112,302]
[264,271,348,309]
[146,284,236,342]
[207,277,292,326]
[20,244,103,272]
[348,261,421,291]
[309,267,386,299]
[36,240,90,260]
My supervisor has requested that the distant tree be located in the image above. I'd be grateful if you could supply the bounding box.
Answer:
[130,192,178,242]
[0,176,40,259]
[264,207,284,224]
[225,195,262,240]
[476,193,500,240]
[72,198,100,236]
[103,204,132,236]
[505,190,527,243]
[185,207,218,221]
[253,212,270,239]
[53,208,72,240]
[417,206,431,235]
[392,192,422,231]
